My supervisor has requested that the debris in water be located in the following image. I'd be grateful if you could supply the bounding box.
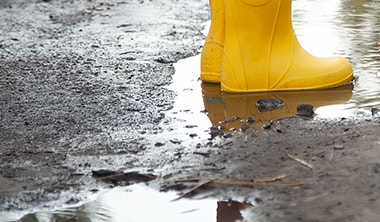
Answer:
[223,116,240,124]
[247,116,255,124]
[240,124,250,132]
[223,133,233,138]
[155,142,165,147]
[192,151,210,158]
[210,126,224,138]
[262,120,273,129]
[296,104,314,117]
[370,108,380,117]
[257,99,284,112]
[170,139,182,144]
[169,174,303,198]
[92,170,156,186]
[154,56,174,64]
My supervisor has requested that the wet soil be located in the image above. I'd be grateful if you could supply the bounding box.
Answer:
[1,0,380,221]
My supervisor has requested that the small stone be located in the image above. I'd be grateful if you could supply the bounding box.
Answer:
[257,99,284,112]
[223,133,233,138]
[297,104,314,117]
[210,126,224,138]
[224,116,240,123]
[169,139,181,144]
[254,197,263,204]
[240,124,249,132]
[262,121,273,129]
[247,117,255,123]
[371,108,380,117]
[333,145,345,150]
[154,57,174,64]
[154,142,165,147]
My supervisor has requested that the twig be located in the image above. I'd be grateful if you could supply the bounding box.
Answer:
[287,154,313,170]
[94,172,125,180]
[0,43,13,55]
[213,178,304,187]
[254,174,286,183]
[192,151,210,158]
[174,174,285,184]
[172,179,214,201]
[171,174,304,196]
[93,171,156,181]
[330,149,335,161]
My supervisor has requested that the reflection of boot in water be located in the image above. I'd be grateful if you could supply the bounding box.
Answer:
[202,82,353,131]
[202,83,224,127]
[216,200,251,222]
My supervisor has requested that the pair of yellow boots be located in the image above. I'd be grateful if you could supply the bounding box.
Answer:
[200,0,353,92]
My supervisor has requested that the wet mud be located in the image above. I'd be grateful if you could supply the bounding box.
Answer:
[1,0,380,221]
[0,0,207,219]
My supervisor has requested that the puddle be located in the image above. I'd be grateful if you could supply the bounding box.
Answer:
[17,0,380,221]
[162,55,357,135]
[19,184,254,222]
[158,0,380,142]
[21,184,216,222]
[292,0,380,117]
[151,55,213,146]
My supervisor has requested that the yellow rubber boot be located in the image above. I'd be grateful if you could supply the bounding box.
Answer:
[222,0,353,92]
[200,0,225,83]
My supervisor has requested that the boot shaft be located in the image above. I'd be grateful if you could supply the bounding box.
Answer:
[224,0,295,76]
[222,0,353,92]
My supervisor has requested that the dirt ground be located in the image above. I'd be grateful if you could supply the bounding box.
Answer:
[0,0,379,221]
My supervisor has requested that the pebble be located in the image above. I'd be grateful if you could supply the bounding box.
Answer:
[169,139,181,144]
[240,124,250,132]
[155,142,165,147]
[333,145,345,150]
[371,108,380,117]
[297,104,314,117]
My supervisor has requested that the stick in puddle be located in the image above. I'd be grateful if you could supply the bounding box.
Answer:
[171,174,304,200]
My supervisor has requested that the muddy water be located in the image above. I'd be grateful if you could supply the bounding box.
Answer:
[19,183,254,222]
[20,0,380,221]
[20,184,219,222]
